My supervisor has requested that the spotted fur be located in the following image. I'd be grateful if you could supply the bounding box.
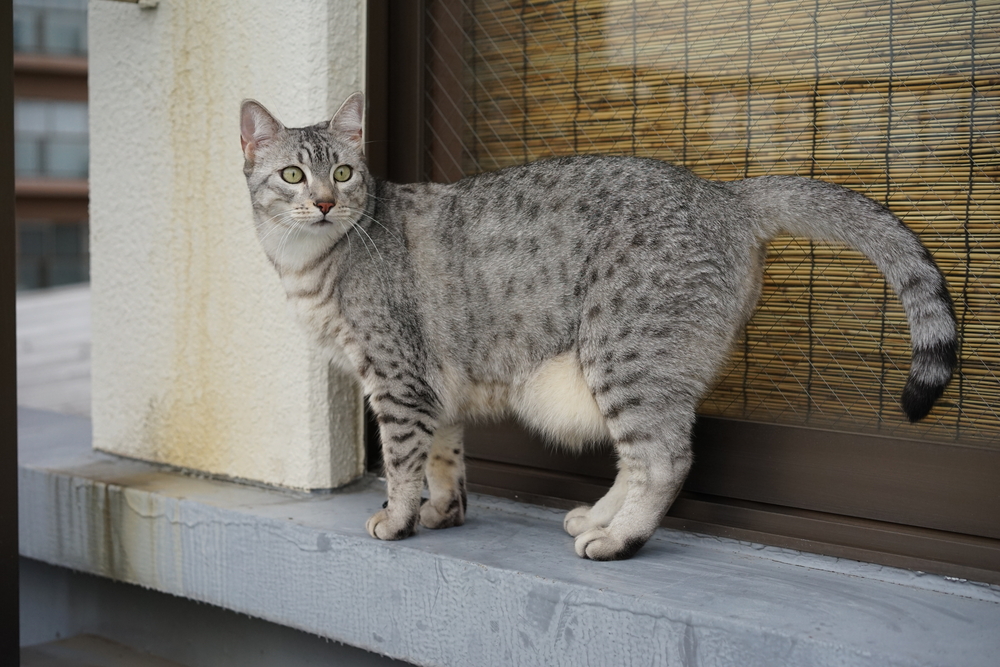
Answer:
[240,92,957,560]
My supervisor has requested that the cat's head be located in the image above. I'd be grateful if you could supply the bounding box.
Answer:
[240,92,369,267]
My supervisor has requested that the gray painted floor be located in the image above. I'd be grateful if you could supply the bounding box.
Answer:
[16,283,91,417]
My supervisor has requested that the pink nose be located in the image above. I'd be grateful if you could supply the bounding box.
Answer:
[315,201,335,214]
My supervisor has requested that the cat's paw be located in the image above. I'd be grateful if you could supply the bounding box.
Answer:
[419,495,465,530]
[574,527,647,561]
[563,505,597,536]
[366,508,417,541]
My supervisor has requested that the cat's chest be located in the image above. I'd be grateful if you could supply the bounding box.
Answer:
[282,275,350,346]
[286,289,366,377]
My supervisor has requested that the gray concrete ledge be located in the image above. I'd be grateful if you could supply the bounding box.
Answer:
[18,408,1000,667]
[20,558,411,666]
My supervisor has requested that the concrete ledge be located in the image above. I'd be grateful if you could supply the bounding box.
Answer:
[20,558,410,666]
[18,408,1000,667]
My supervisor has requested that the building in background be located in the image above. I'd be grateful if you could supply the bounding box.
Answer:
[13,0,88,290]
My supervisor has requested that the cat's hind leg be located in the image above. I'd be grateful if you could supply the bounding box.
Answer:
[420,423,467,529]
[576,320,706,559]
[563,468,629,537]
[573,404,695,560]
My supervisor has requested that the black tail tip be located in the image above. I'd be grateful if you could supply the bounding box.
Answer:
[901,380,947,423]
[901,340,958,422]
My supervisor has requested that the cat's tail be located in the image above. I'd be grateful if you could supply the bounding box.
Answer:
[736,175,958,422]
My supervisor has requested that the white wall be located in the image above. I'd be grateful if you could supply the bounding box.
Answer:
[89,0,367,489]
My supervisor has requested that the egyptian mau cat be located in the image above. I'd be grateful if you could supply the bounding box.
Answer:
[240,92,957,560]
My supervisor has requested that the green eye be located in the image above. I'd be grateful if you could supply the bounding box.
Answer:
[333,165,353,182]
[281,166,304,184]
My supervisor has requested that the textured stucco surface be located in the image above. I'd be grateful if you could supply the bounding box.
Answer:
[20,409,1000,667]
[20,559,412,666]
[88,0,366,488]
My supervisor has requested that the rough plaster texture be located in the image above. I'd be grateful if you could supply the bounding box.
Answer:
[20,559,412,666]
[88,0,366,489]
[20,409,1000,667]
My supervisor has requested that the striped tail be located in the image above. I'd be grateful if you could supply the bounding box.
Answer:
[738,175,958,422]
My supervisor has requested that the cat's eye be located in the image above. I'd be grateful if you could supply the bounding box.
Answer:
[281,166,304,184]
[333,165,353,183]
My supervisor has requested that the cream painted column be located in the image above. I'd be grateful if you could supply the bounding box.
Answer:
[88,0,367,489]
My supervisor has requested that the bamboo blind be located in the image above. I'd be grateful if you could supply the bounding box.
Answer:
[425,0,1000,446]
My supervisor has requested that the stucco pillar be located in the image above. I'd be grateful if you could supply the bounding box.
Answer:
[88,0,367,489]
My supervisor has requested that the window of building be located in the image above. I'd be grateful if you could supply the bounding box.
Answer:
[15,99,89,180]
[13,0,88,57]
[17,221,90,290]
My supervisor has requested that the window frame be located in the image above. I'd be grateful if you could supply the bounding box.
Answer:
[2,2,22,659]
[366,0,1000,584]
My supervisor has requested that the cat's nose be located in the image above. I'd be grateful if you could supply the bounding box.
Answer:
[315,201,335,215]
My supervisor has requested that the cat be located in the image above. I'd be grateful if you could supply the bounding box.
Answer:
[240,91,957,561]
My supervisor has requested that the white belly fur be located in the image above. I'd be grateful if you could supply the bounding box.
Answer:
[511,352,611,451]
[443,351,610,451]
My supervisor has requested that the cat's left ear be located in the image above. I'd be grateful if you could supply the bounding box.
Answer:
[330,92,365,153]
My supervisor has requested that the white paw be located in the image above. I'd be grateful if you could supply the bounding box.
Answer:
[365,508,416,541]
[563,505,595,536]
[573,527,646,561]
[419,497,465,530]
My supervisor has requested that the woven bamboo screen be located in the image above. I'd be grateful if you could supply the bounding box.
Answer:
[425,0,999,445]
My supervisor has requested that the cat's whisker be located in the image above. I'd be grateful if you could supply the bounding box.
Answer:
[364,190,390,204]
[344,221,354,259]
[347,223,383,275]
[256,214,297,250]
[348,226,386,292]
[351,221,386,267]
[344,207,402,244]
[255,211,298,243]
[257,209,298,230]
[272,224,299,277]
[344,221,393,295]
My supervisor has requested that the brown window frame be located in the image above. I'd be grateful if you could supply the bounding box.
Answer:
[366,0,1000,584]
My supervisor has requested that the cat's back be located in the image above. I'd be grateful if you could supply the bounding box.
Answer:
[449,154,705,211]
[381,155,749,376]
[435,154,745,249]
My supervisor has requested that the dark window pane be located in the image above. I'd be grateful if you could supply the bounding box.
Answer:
[19,227,45,256]
[18,259,43,290]
[17,222,89,290]
[49,257,85,286]
[52,224,82,255]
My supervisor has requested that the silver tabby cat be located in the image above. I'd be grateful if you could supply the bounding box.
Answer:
[240,92,957,560]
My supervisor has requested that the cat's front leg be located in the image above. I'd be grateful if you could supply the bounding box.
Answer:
[420,423,467,529]
[366,393,439,541]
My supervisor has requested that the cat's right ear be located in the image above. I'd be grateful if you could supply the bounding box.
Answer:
[240,100,284,162]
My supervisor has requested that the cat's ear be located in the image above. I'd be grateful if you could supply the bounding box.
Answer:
[240,100,284,162]
[329,92,365,152]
